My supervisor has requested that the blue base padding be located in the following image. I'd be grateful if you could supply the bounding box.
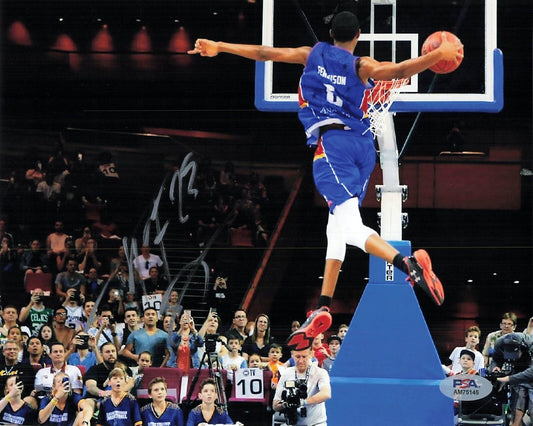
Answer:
[369,240,411,284]
[326,241,453,425]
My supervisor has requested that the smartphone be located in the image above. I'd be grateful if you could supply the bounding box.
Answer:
[62,376,70,390]
[209,307,217,315]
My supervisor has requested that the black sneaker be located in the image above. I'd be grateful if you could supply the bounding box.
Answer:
[404,249,444,306]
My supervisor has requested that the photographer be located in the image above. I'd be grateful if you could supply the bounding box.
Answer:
[66,330,100,370]
[88,307,122,351]
[273,347,331,426]
[62,287,85,330]
[494,333,533,426]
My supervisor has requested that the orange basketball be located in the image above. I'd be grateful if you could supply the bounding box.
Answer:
[421,31,463,74]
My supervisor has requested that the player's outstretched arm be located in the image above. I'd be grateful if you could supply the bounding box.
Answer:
[358,31,463,82]
[188,38,311,65]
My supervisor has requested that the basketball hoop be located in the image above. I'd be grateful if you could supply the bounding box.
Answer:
[366,78,409,137]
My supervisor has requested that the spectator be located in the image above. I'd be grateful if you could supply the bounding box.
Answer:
[247,353,262,369]
[62,288,85,330]
[142,266,167,295]
[120,307,169,368]
[80,299,97,330]
[447,326,484,374]
[131,351,153,392]
[117,307,142,349]
[51,306,77,347]
[208,276,231,325]
[75,226,93,255]
[0,306,31,342]
[168,311,203,372]
[34,342,84,395]
[455,349,478,375]
[140,377,185,426]
[88,307,122,351]
[311,333,331,368]
[123,292,140,312]
[108,261,138,295]
[19,239,48,278]
[18,289,54,337]
[86,268,104,301]
[55,259,86,302]
[38,372,94,426]
[337,324,349,340]
[242,314,275,362]
[219,337,247,386]
[482,312,517,366]
[0,237,18,285]
[109,246,126,274]
[133,245,163,281]
[38,324,56,355]
[104,288,124,321]
[66,330,99,371]
[6,327,24,363]
[0,218,14,248]
[77,238,103,275]
[96,368,141,426]
[84,342,134,399]
[0,375,38,424]
[164,290,183,317]
[22,336,51,368]
[224,309,248,343]
[186,378,234,426]
[197,311,226,365]
[45,220,68,271]
[55,236,77,273]
[0,340,36,398]
[267,343,285,390]
[322,335,342,373]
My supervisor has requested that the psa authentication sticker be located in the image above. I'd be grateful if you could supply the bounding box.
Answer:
[439,374,493,401]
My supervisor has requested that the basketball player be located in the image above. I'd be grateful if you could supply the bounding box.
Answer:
[189,11,462,350]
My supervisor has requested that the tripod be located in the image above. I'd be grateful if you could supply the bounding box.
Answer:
[183,346,227,411]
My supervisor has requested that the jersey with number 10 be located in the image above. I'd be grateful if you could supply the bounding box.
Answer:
[298,42,374,146]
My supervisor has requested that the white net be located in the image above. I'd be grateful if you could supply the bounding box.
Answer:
[366,78,409,138]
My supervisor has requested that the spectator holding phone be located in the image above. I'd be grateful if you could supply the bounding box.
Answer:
[168,311,204,373]
[18,289,54,337]
[0,375,38,425]
[38,372,94,426]
[88,306,122,351]
[34,342,84,395]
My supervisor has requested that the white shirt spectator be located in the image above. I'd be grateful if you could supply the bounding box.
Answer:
[133,253,163,280]
[34,364,84,394]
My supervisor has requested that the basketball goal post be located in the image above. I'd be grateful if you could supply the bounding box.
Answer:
[257,1,503,424]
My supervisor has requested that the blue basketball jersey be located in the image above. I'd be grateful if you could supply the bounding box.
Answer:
[140,402,184,426]
[97,393,142,426]
[0,402,37,425]
[298,42,374,146]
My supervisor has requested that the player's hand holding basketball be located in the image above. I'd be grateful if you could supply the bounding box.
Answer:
[188,39,219,57]
[436,32,463,64]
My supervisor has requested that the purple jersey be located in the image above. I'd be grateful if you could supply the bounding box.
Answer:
[97,393,142,426]
[140,402,184,426]
[298,42,374,145]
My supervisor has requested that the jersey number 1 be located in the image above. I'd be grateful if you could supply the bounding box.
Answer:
[324,84,343,107]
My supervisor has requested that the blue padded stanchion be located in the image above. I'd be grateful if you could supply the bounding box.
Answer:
[326,241,453,425]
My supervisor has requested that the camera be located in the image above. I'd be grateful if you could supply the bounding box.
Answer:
[280,379,308,425]
[76,335,90,350]
[488,333,531,380]
[69,289,81,303]
[205,334,220,354]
